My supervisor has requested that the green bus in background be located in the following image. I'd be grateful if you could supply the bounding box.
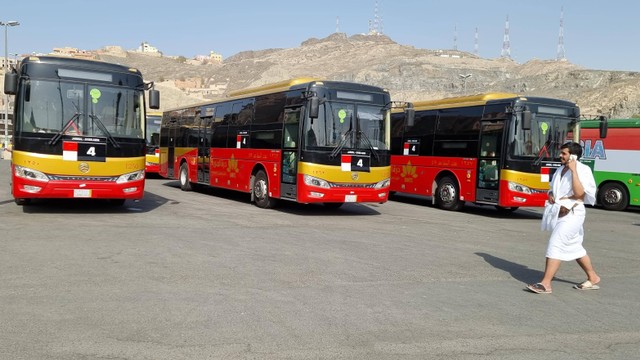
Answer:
[580,118,640,211]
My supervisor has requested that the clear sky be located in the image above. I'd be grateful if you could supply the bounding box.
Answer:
[3,0,639,72]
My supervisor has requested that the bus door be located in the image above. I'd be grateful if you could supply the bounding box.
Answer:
[197,117,212,183]
[280,107,301,200]
[476,120,505,203]
[167,124,177,178]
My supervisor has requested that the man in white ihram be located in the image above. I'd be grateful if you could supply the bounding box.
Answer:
[527,142,601,294]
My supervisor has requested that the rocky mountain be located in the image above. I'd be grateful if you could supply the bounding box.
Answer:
[98,33,640,118]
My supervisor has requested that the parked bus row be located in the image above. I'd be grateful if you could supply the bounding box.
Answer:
[155,78,613,212]
[7,57,630,211]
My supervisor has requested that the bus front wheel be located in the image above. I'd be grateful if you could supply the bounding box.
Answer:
[598,182,628,211]
[179,163,193,191]
[435,176,464,211]
[253,170,276,209]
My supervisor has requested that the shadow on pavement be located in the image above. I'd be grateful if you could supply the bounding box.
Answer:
[475,252,576,286]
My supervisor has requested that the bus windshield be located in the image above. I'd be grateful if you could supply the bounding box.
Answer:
[304,101,388,150]
[510,113,575,160]
[146,115,161,147]
[19,79,144,139]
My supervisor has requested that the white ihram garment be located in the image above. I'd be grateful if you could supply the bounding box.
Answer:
[541,161,597,261]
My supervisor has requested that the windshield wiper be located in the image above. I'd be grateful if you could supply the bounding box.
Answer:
[89,114,120,148]
[330,129,353,158]
[534,137,555,166]
[356,130,380,162]
[49,113,81,146]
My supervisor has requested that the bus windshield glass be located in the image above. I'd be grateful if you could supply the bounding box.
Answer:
[19,79,144,139]
[146,115,161,146]
[304,101,388,150]
[510,113,575,160]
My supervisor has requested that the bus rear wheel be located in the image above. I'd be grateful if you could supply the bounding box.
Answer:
[179,163,193,191]
[598,182,628,211]
[435,176,464,211]
[253,170,276,209]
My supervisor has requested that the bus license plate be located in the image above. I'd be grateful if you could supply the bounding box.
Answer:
[345,195,357,202]
[74,189,92,198]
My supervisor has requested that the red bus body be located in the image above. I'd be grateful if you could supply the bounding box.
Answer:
[159,79,394,208]
[390,93,580,211]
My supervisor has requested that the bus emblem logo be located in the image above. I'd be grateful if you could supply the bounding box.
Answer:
[79,162,90,173]
[351,172,359,181]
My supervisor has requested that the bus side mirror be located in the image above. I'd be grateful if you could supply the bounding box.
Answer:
[149,89,160,110]
[405,107,415,127]
[521,110,531,130]
[599,116,608,138]
[4,72,17,95]
[309,95,319,119]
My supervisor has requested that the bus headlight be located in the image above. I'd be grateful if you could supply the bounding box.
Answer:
[116,170,145,184]
[14,165,49,182]
[374,178,391,189]
[508,181,532,194]
[303,174,330,189]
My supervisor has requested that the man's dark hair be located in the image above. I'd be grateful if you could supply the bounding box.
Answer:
[561,141,583,159]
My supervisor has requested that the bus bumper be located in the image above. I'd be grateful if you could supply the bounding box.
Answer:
[297,184,390,204]
[11,172,145,200]
[145,162,160,174]
[498,186,548,208]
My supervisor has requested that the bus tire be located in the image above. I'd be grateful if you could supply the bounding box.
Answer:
[435,176,464,211]
[253,170,276,209]
[598,182,628,211]
[179,162,192,191]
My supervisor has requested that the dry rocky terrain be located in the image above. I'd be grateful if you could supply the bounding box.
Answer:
[93,33,640,119]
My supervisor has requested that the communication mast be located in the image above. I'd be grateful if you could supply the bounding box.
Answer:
[557,7,567,61]
[453,24,458,51]
[336,16,340,33]
[474,27,479,56]
[368,0,383,35]
[501,15,511,59]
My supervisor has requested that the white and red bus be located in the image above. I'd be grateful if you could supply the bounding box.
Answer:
[4,56,159,205]
[159,78,412,208]
[390,93,581,212]
[579,118,639,211]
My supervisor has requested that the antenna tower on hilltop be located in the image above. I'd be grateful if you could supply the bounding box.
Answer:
[368,0,383,35]
[557,7,567,61]
[474,27,479,55]
[453,24,458,51]
[336,16,340,33]
[501,15,511,59]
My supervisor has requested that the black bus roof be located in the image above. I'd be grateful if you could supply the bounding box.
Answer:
[18,55,143,77]
[403,93,577,112]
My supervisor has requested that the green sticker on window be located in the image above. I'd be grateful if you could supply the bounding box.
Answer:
[90,88,101,104]
[540,122,549,135]
[338,109,347,123]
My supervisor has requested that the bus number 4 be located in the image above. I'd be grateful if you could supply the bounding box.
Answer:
[86,146,96,156]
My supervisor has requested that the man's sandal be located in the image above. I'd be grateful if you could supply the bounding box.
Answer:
[526,283,552,294]
[573,280,600,290]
